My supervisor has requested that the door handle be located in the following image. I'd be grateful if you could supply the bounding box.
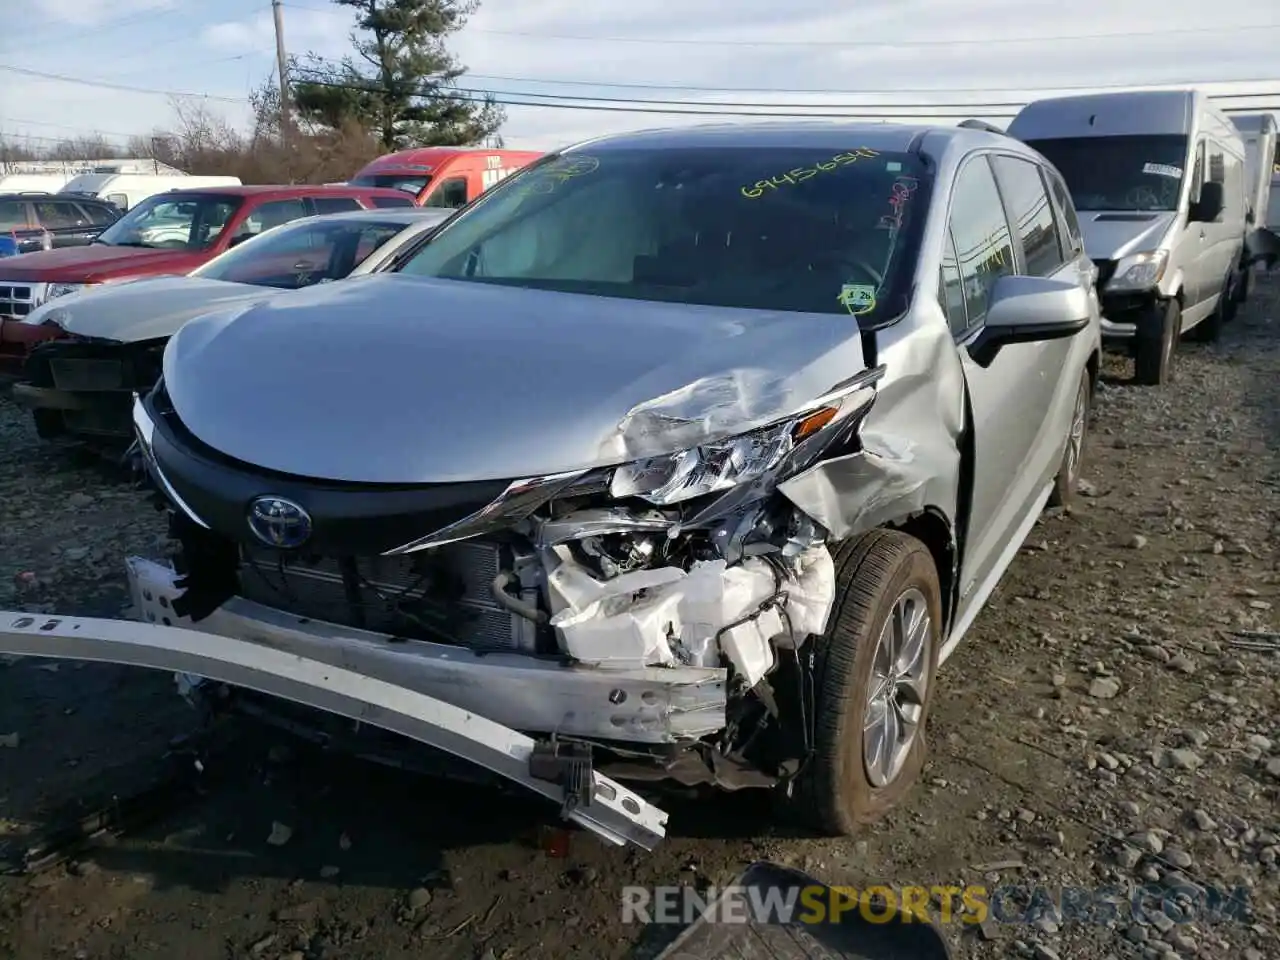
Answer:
[293,261,310,270]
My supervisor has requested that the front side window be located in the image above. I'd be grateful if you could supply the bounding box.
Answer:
[947,156,1015,328]
[1045,170,1083,257]
[397,145,930,320]
[95,194,241,250]
[351,173,431,196]
[938,230,968,335]
[193,218,406,288]
[991,155,1066,277]
[1026,134,1189,212]
[81,203,119,226]
[371,195,415,208]
[425,177,470,208]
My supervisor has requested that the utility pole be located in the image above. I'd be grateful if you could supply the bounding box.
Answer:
[271,0,292,141]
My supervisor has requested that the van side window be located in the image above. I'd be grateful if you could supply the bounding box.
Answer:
[991,155,1066,277]
[938,229,968,336]
[1189,142,1205,202]
[312,196,362,214]
[1207,143,1225,185]
[371,195,415,208]
[948,157,1016,329]
[425,177,470,209]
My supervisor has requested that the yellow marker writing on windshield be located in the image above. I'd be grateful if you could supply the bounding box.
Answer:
[742,149,880,199]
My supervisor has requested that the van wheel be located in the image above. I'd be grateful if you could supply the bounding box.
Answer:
[784,529,941,836]
[1048,367,1091,509]
[1133,300,1179,385]
[1232,262,1251,305]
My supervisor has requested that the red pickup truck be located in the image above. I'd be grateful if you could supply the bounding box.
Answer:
[349,147,543,208]
[0,183,416,374]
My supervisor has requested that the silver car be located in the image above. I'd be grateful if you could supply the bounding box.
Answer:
[0,122,1101,847]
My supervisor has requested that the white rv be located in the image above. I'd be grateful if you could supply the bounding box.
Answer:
[59,173,241,212]
[1009,89,1248,386]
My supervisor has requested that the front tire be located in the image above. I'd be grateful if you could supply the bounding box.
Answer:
[1047,367,1092,509]
[786,529,942,836]
[1133,299,1179,385]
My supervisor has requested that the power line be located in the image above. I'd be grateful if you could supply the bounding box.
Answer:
[289,74,1279,118]
[0,64,249,103]
[460,72,1280,98]
[279,3,1279,49]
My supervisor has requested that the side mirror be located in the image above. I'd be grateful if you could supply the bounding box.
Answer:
[967,275,1090,367]
[1190,181,1224,223]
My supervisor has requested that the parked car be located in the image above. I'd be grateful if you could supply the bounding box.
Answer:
[58,173,241,212]
[0,191,121,252]
[0,184,417,375]
[1008,89,1248,385]
[12,207,453,447]
[73,121,1105,844]
[349,147,544,208]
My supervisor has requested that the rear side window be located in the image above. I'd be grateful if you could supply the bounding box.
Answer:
[370,195,415,208]
[0,201,27,230]
[313,196,362,214]
[947,157,1015,329]
[234,198,309,240]
[991,155,1066,277]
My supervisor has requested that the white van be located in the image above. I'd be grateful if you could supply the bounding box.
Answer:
[1009,89,1248,385]
[58,174,241,212]
[0,174,74,193]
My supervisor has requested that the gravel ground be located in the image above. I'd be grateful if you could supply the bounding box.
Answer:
[0,278,1277,960]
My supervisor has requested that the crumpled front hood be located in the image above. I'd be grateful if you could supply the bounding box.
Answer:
[35,276,282,343]
[164,274,866,484]
[1080,211,1177,261]
[0,244,207,282]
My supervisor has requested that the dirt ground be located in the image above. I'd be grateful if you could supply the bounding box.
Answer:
[0,277,1277,960]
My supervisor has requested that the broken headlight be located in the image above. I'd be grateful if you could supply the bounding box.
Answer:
[609,406,840,506]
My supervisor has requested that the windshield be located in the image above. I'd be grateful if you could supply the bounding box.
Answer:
[351,173,431,195]
[96,194,241,250]
[1026,135,1189,212]
[191,217,408,288]
[396,146,928,319]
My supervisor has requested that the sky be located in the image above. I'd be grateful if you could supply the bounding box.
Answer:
[1,0,1277,156]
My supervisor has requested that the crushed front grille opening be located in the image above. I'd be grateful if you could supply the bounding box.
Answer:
[238,539,544,653]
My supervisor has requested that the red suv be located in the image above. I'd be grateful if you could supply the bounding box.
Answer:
[0,184,417,374]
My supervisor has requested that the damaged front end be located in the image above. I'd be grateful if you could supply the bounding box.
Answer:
[13,333,164,448]
[135,364,884,793]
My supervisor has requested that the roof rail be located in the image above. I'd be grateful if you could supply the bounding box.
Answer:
[958,119,1007,135]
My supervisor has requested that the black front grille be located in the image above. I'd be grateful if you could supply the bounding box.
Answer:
[1092,259,1116,289]
[237,540,537,650]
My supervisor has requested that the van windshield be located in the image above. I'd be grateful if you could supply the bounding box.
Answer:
[351,173,431,195]
[95,194,241,250]
[1026,135,1188,212]
[396,146,929,320]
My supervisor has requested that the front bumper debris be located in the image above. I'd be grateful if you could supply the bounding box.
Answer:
[126,557,728,742]
[0,590,671,850]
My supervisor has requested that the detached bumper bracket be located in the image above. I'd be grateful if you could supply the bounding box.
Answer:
[528,738,594,816]
[0,610,668,851]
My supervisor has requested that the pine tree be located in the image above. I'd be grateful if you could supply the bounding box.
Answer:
[292,0,504,149]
